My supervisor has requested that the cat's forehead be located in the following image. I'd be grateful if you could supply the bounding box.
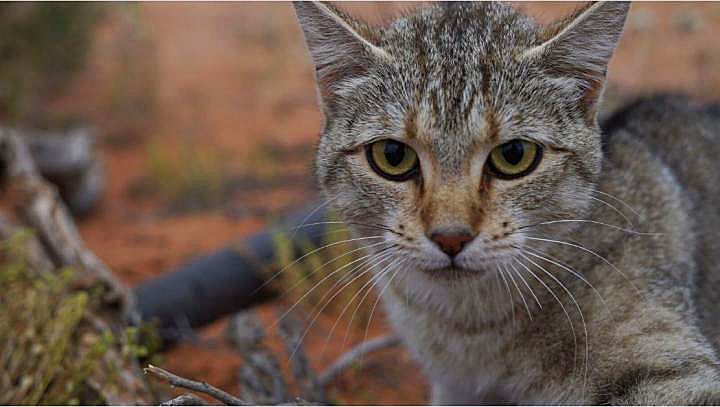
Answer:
[384,3,539,61]
[360,5,543,169]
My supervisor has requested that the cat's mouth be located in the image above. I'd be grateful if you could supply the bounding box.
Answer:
[417,251,516,280]
[421,265,483,280]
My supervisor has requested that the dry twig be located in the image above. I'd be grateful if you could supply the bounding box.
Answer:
[278,312,326,403]
[319,334,401,387]
[145,364,249,406]
[160,393,208,406]
[228,312,290,404]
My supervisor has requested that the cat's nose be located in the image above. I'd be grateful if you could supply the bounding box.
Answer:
[429,228,475,258]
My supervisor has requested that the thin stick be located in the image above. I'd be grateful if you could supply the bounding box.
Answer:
[160,394,208,406]
[318,334,401,387]
[144,364,248,406]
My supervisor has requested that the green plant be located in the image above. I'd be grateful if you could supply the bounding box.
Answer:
[0,230,160,405]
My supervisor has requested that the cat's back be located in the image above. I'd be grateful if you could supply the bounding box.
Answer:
[601,95,720,346]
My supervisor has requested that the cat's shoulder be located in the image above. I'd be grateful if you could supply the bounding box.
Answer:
[600,93,720,151]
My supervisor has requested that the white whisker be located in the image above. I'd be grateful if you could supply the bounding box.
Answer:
[523,219,661,236]
[524,235,641,294]
[518,245,607,306]
[255,235,386,296]
[518,252,589,396]
[508,262,542,309]
[503,263,533,320]
[514,258,578,379]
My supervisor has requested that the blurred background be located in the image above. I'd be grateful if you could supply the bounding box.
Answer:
[2,2,720,404]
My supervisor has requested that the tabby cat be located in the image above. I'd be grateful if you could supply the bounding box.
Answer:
[294,1,720,404]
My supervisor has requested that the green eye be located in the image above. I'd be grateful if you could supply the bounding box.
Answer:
[488,139,542,179]
[366,139,420,181]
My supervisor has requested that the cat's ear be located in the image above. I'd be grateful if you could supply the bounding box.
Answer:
[522,2,630,120]
[293,1,390,108]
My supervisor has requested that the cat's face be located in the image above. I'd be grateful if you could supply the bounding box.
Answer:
[296,2,628,282]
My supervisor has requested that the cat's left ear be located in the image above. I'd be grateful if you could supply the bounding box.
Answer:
[522,2,630,121]
[293,2,390,111]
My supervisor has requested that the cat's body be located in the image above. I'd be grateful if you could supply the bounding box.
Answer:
[293,2,720,404]
[382,95,720,404]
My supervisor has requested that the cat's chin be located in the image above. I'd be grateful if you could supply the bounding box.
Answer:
[419,265,489,280]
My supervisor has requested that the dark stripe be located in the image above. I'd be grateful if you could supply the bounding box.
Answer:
[593,366,686,405]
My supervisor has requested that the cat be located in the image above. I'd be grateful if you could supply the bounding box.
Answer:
[294,1,720,404]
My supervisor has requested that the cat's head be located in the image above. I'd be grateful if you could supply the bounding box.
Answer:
[295,2,629,281]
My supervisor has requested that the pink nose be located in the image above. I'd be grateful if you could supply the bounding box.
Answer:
[430,229,474,257]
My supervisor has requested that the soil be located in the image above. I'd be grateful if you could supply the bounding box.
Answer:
[43,2,720,404]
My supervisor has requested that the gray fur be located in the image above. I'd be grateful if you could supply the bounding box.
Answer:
[294,2,720,404]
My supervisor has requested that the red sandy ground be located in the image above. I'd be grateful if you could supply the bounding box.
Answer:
[44,2,720,404]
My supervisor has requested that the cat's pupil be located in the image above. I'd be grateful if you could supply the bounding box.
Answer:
[501,141,524,165]
[384,141,405,166]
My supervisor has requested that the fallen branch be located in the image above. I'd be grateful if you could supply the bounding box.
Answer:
[0,128,154,404]
[0,128,131,314]
[145,364,249,406]
[160,393,208,406]
[278,312,326,403]
[228,312,290,404]
[318,334,401,387]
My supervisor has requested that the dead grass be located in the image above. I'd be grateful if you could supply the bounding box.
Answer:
[140,139,228,214]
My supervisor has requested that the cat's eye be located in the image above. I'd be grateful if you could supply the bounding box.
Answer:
[487,139,542,179]
[366,139,420,181]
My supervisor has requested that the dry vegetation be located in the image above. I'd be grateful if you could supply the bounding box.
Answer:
[3,2,720,405]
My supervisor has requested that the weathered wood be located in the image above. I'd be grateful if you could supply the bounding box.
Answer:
[277,312,326,404]
[161,393,209,406]
[0,128,131,314]
[145,365,249,406]
[3,126,105,217]
[318,334,401,387]
[228,311,290,404]
[0,129,154,405]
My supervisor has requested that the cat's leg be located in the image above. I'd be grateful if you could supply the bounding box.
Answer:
[586,314,720,405]
[601,370,720,405]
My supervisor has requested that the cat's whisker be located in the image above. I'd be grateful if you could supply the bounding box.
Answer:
[509,262,542,309]
[496,265,517,329]
[285,246,395,336]
[583,187,642,220]
[518,219,662,236]
[277,240,389,299]
[514,258,579,379]
[518,252,589,395]
[338,257,399,353]
[342,259,406,347]
[289,197,338,241]
[524,235,642,295]
[270,239,391,329]
[503,263,533,320]
[320,252,397,357]
[289,220,401,236]
[290,250,397,361]
[586,195,635,228]
[516,245,607,306]
[253,235,387,297]
[359,259,407,364]
[288,220,346,231]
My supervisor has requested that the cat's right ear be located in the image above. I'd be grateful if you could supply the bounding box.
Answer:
[521,2,630,121]
[293,2,389,108]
